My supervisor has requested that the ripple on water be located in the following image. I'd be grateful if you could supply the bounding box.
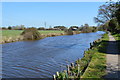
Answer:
[2,31,105,78]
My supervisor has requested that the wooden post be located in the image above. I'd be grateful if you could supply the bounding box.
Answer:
[67,65,70,75]
[64,70,68,78]
[71,63,74,69]
[32,35,33,40]
[53,74,56,80]
[77,64,80,77]
[56,71,59,77]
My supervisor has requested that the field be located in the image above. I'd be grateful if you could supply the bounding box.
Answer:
[0,30,64,43]
[2,30,64,38]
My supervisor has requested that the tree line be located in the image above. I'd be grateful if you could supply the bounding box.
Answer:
[95,0,120,33]
[1,24,98,33]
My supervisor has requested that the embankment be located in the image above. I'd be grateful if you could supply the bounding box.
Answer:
[1,31,81,44]
[0,33,64,44]
[54,33,109,79]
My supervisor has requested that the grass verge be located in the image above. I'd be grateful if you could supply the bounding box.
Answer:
[81,33,109,78]
[2,30,64,37]
[1,30,64,44]
[54,33,109,79]
[112,33,120,52]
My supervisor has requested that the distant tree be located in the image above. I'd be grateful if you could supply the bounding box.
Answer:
[20,25,25,30]
[81,24,92,33]
[84,24,89,27]
[15,25,20,30]
[54,26,66,30]
[8,26,12,29]
[48,26,54,30]
[11,25,25,30]
[38,27,45,30]
[2,27,7,30]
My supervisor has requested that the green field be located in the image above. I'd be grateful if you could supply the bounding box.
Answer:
[2,30,64,38]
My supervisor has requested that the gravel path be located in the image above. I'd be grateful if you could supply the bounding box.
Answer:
[105,33,120,79]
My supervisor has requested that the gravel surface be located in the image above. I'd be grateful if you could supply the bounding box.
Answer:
[105,33,120,79]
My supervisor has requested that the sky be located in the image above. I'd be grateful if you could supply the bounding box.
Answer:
[2,2,105,28]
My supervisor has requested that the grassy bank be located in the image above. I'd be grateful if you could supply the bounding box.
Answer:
[1,30,82,44]
[1,30,64,44]
[2,30,64,37]
[54,33,109,79]
[81,33,108,78]
[112,33,120,52]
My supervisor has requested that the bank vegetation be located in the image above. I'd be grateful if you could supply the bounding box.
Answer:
[53,33,108,79]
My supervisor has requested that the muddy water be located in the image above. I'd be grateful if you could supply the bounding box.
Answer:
[2,31,105,78]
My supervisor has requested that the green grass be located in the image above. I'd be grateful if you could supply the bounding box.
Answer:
[112,33,120,41]
[55,33,109,79]
[39,30,64,34]
[1,30,64,38]
[81,33,109,78]
[2,30,23,38]
[112,33,120,51]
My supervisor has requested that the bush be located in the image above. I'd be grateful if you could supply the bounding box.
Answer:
[21,27,41,40]
[38,27,45,30]
[8,26,12,30]
[64,28,73,35]
[2,27,7,30]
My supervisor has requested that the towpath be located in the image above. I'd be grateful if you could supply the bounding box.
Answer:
[105,33,120,79]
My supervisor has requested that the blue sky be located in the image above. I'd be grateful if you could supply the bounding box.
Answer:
[2,2,104,28]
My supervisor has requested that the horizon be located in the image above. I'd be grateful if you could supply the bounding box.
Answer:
[2,2,105,28]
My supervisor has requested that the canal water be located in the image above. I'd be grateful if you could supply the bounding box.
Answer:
[2,31,105,78]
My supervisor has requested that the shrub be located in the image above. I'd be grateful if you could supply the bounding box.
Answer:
[21,27,41,40]
[64,29,73,35]
[2,27,7,30]
[8,26,12,30]
[38,27,45,30]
